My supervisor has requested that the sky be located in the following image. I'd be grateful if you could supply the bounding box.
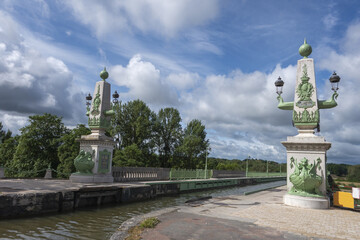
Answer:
[0,0,359,165]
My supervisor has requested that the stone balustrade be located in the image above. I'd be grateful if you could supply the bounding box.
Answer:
[112,167,170,182]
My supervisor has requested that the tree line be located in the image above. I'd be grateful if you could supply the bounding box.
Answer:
[0,100,210,177]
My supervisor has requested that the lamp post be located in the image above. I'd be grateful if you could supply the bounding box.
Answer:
[275,39,341,209]
[112,90,120,148]
[246,156,250,177]
[204,147,211,179]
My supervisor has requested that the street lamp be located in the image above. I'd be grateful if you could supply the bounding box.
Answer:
[329,72,341,93]
[275,77,284,96]
[205,147,211,179]
[112,90,120,148]
[86,93,92,115]
[112,90,119,104]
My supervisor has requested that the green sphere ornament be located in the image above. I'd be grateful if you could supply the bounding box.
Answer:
[299,39,312,58]
[100,67,109,81]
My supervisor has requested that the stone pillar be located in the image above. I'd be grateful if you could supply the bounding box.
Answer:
[276,40,340,209]
[70,68,115,183]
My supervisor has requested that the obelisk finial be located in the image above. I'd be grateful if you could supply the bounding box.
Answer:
[299,38,312,58]
[100,67,109,81]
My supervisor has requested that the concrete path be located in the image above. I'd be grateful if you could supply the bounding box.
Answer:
[134,186,359,240]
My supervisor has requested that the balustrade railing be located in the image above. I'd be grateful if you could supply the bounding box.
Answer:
[169,169,213,180]
[112,167,170,182]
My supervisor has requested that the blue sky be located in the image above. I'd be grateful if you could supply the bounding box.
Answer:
[0,0,359,165]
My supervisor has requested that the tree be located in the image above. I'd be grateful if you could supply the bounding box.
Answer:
[327,163,349,176]
[112,100,157,166]
[119,100,156,151]
[0,136,19,177]
[347,165,360,182]
[177,119,209,169]
[154,108,182,168]
[57,124,91,178]
[0,122,12,144]
[113,144,145,167]
[0,122,16,172]
[9,114,68,177]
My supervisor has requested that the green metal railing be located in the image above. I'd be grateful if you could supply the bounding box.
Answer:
[246,172,287,177]
[169,169,213,180]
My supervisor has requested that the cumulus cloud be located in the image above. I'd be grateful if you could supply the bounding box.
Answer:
[316,22,360,164]
[63,0,219,38]
[110,55,178,105]
[166,72,200,90]
[0,10,86,132]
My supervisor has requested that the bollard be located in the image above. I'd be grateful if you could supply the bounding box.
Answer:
[0,167,4,179]
[44,168,52,179]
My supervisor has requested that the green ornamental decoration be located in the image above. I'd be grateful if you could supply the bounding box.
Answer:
[289,157,323,197]
[91,85,101,116]
[293,109,319,124]
[74,150,94,174]
[98,149,111,174]
[88,116,111,129]
[296,64,315,108]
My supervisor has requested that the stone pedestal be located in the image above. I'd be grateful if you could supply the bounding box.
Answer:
[283,193,329,209]
[70,130,114,183]
[282,130,331,209]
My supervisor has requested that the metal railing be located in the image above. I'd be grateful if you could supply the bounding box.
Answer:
[246,172,287,177]
[169,169,213,180]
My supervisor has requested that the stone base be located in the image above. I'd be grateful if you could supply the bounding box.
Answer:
[70,173,114,183]
[284,193,329,209]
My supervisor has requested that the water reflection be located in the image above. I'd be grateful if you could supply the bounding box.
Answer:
[0,181,285,240]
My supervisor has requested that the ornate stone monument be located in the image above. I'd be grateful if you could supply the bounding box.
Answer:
[70,68,118,183]
[275,39,341,209]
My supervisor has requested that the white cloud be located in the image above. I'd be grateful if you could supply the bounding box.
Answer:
[166,72,200,90]
[0,10,86,132]
[0,112,28,134]
[110,54,178,105]
[63,0,219,38]
[322,14,338,30]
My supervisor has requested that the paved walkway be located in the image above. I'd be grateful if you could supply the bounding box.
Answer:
[136,186,360,240]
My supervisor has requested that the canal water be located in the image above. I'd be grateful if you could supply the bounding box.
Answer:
[0,180,285,240]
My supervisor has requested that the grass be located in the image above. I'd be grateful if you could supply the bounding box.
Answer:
[125,217,161,240]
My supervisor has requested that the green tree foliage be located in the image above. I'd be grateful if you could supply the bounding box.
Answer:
[57,124,91,178]
[177,119,209,169]
[119,100,156,151]
[0,122,16,170]
[0,122,12,143]
[0,136,19,176]
[154,108,182,168]
[111,100,157,166]
[113,144,145,167]
[347,165,360,182]
[8,114,67,177]
[327,163,349,176]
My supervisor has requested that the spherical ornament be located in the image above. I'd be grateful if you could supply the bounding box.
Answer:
[100,67,109,81]
[299,39,312,58]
